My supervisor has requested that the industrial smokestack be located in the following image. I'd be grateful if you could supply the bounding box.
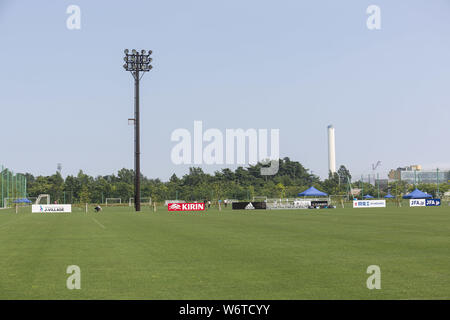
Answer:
[327,125,336,174]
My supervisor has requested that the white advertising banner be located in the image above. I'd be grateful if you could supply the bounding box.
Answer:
[293,200,311,208]
[353,200,386,208]
[32,204,72,213]
[409,199,426,207]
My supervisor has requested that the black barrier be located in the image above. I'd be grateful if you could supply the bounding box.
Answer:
[232,202,266,210]
[0,300,440,319]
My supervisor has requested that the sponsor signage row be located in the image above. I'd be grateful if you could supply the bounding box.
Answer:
[32,204,72,213]
[353,200,386,208]
[168,203,205,212]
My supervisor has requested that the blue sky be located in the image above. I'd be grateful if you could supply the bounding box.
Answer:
[1,0,449,180]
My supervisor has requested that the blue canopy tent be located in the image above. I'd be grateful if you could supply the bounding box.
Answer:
[298,186,328,197]
[363,194,374,199]
[384,193,395,199]
[402,189,432,199]
[13,198,32,204]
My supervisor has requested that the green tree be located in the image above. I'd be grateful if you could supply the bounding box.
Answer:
[337,165,352,186]
[79,185,90,204]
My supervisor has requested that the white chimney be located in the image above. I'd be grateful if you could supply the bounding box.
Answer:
[328,125,336,174]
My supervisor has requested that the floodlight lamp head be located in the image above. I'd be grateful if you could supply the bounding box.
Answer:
[141,50,146,55]
[124,49,129,54]
[132,49,137,54]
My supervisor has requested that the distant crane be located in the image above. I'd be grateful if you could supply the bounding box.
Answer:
[372,161,382,171]
[371,161,382,199]
[370,161,382,186]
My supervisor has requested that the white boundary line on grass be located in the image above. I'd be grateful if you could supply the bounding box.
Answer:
[91,217,106,229]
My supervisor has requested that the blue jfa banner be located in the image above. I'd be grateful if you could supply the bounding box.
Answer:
[426,199,441,207]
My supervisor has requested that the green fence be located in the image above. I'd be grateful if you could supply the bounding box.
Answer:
[1,165,27,208]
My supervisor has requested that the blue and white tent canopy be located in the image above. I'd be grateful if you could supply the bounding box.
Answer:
[298,186,328,197]
[384,193,395,199]
[12,198,32,204]
[402,189,432,199]
[363,194,374,199]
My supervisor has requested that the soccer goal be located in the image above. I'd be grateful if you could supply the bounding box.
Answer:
[105,198,122,206]
[36,194,50,205]
[252,196,267,202]
[266,198,313,209]
[3,198,18,208]
[27,197,37,204]
[129,197,152,207]
[164,200,185,206]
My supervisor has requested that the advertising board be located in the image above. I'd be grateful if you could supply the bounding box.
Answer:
[32,204,72,213]
[168,203,205,211]
[425,199,441,207]
[232,202,267,210]
[353,200,386,208]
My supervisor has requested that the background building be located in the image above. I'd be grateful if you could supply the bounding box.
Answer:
[400,170,449,184]
[388,165,449,184]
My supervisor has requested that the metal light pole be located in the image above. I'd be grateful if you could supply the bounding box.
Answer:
[377,173,380,199]
[123,49,153,211]
[437,168,440,197]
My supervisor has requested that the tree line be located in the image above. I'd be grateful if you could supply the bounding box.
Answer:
[22,157,448,204]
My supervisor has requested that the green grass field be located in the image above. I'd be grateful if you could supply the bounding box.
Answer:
[0,205,449,300]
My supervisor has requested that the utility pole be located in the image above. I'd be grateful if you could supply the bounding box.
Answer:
[437,168,440,197]
[361,174,364,200]
[1,165,3,208]
[123,49,153,211]
[377,173,380,199]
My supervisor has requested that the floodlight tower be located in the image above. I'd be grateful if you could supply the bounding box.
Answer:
[123,49,153,211]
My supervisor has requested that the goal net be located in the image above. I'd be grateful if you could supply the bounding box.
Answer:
[266,198,296,209]
[28,197,37,204]
[164,200,185,206]
[129,197,152,206]
[105,198,122,206]
[252,196,267,202]
[36,194,50,205]
[3,198,19,208]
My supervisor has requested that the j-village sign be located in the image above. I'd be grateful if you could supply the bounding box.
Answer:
[32,204,72,213]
